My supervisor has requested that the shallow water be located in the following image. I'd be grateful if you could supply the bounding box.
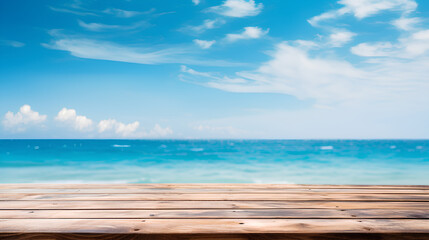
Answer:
[0,139,428,184]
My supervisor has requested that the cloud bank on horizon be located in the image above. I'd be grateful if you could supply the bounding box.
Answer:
[1,0,429,139]
[3,105,172,138]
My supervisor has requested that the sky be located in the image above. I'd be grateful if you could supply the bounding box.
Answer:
[1,0,429,139]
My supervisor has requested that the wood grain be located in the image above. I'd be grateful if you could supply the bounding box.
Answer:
[1,209,429,219]
[1,219,429,234]
[3,200,429,210]
[1,184,429,239]
[1,233,429,240]
[3,193,429,201]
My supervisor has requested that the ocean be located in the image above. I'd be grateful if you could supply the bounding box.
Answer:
[0,139,428,184]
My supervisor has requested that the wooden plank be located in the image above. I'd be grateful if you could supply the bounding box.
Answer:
[1,209,429,219]
[1,219,429,234]
[1,233,429,240]
[2,188,429,194]
[1,184,428,189]
[2,200,429,210]
[2,193,429,201]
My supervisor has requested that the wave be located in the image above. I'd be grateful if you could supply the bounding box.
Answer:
[320,146,333,150]
[112,144,131,148]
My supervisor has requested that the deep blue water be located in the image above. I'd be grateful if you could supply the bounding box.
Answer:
[0,140,428,184]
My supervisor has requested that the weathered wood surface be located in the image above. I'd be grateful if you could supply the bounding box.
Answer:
[2,233,429,240]
[2,200,429,209]
[2,209,429,219]
[3,192,429,201]
[1,184,429,240]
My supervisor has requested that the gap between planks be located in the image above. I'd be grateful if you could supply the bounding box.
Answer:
[1,219,429,234]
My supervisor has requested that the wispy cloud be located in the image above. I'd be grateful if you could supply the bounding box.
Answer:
[192,0,201,6]
[193,39,216,49]
[308,0,417,26]
[77,20,150,32]
[49,6,97,16]
[208,0,263,18]
[392,16,421,30]
[351,29,429,58]
[181,39,429,106]
[78,20,122,31]
[328,30,356,47]
[103,8,153,18]
[182,19,226,34]
[43,34,242,67]
[179,0,428,109]
[2,105,47,132]
[50,4,154,18]
[0,40,25,48]
[225,26,268,42]
[43,37,186,65]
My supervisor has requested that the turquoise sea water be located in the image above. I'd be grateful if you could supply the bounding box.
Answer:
[0,140,428,184]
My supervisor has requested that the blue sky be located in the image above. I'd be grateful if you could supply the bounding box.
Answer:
[1,0,429,139]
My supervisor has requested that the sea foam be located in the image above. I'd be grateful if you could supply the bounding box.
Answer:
[112,144,131,148]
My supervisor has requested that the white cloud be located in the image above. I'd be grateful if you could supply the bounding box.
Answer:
[98,119,140,137]
[225,27,268,42]
[351,42,396,57]
[351,29,429,58]
[392,16,421,30]
[308,0,417,26]
[55,108,93,131]
[103,8,145,18]
[184,19,226,33]
[78,20,149,32]
[192,0,200,5]
[147,124,173,137]
[328,30,356,47]
[194,39,216,49]
[78,20,121,31]
[208,0,263,17]
[98,120,172,138]
[2,105,47,132]
[43,35,238,67]
[181,41,429,106]
[44,38,177,64]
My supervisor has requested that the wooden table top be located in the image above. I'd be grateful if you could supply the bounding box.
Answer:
[1,184,429,239]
